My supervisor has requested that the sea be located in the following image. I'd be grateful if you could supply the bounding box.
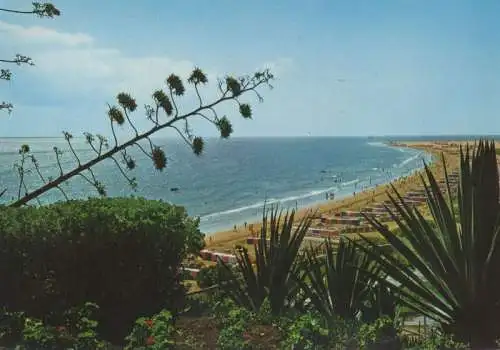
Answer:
[0,135,486,234]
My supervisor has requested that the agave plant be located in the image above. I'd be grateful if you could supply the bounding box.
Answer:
[296,238,397,326]
[352,140,500,349]
[218,206,313,315]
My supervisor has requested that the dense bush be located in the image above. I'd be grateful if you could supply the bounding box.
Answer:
[124,309,175,349]
[196,265,219,289]
[216,304,254,350]
[280,312,333,349]
[0,197,204,344]
[196,264,238,290]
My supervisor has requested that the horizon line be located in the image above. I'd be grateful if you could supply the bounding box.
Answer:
[1,133,500,139]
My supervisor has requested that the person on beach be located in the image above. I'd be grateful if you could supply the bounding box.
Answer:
[244,222,247,229]
[233,225,237,232]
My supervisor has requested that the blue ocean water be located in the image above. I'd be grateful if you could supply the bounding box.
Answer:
[0,137,435,233]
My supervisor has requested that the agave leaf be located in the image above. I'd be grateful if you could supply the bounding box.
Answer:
[219,205,313,315]
[353,225,454,323]
[354,140,500,348]
[296,237,385,325]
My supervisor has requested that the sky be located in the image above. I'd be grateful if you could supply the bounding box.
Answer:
[1,0,500,137]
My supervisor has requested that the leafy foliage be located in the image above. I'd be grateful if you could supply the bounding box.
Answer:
[0,302,107,349]
[219,206,314,315]
[356,316,401,350]
[402,327,468,350]
[353,140,500,348]
[280,312,332,349]
[216,304,254,350]
[124,310,175,350]
[0,197,203,344]
[196,265,220,289]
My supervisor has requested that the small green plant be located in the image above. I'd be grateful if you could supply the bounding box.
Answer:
[212,298,238,325]
[402,327,468,350]
[280,312,331,350]
[356,316,400,349]
[256,298,274,325]
[60,302,104,349]
[0,303,106,349]
[21,317,57,349]
[183,292,214,317]
[196,265,219,288]
[124,309,175,349]
[216,303,254,350]
[217,321,251,350]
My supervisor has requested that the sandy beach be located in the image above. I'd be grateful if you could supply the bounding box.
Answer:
[204,140,462,252]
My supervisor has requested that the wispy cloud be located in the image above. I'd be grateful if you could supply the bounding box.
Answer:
[34,48,197,98]
[3,19,291,100]
[0,20,93,46]
[2,20,204,101]
[1,18,292,136]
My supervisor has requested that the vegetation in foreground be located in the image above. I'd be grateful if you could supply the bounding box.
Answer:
[2,3,500,349]
[0,140,498,349]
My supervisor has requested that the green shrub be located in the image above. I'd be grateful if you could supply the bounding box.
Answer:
[280,312,330,349]
[356,316,401,349]
[124,309,175,350]
[278,311,361,350]
[0,197,204,344]
[216,304,254,350]
[0,302,107,349]
[196,265,219,289]
[402,328,468,350]
[196,263,237,290]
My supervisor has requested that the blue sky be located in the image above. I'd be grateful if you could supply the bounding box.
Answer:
[1,0,499,137]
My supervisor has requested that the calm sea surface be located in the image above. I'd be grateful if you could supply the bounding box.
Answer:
[0,135,473,233]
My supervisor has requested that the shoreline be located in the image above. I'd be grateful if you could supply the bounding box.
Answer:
[205,141,460,250]
[200,141,431,235]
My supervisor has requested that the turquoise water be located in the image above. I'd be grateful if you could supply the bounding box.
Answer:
[0,137,433,233]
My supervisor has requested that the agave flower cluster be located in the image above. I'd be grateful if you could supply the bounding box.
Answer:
[9,68,274,207]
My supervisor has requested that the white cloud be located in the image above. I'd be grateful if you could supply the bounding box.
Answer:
[33,48,198,98]
[1,20,210,100]
[3,20,289,101]
[2,20,289,137]
[0,20,93,46]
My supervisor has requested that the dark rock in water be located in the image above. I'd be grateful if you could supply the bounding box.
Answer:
[170,187,179,192]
